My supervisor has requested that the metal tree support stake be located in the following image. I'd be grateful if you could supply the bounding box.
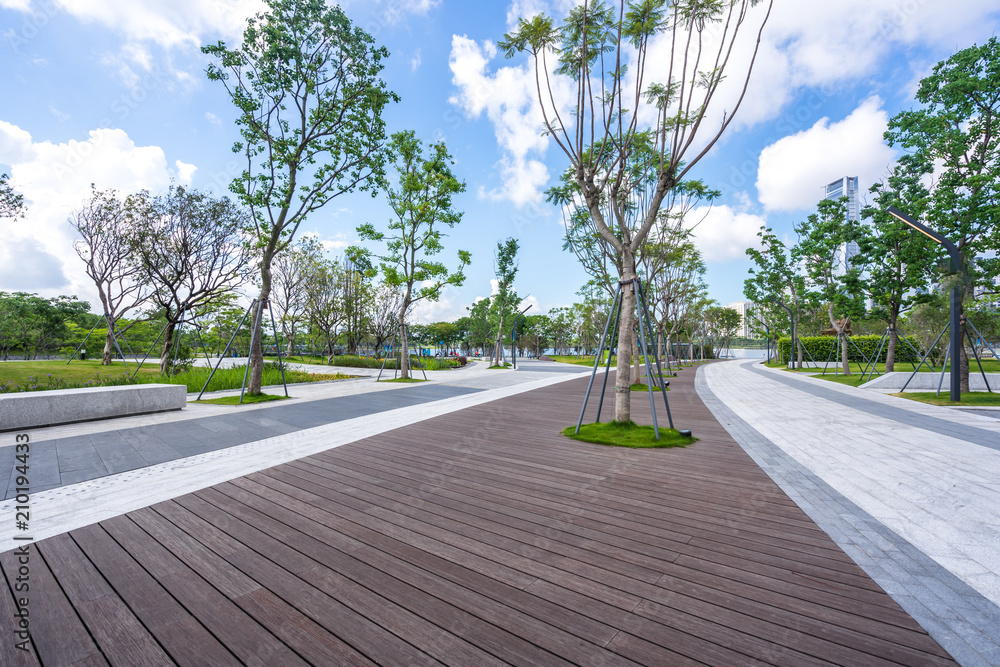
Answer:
[575,278,683,440]
[197,299,256,401]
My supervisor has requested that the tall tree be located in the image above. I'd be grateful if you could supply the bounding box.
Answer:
[650,234,707,362]
[269,237,321,356]
[130,186,251,374]
[501,0,773,422]
[203,0,398,394]
[490,238,520,366]
[69,186,150,365]
[302,255,346,360]
[368,281,400,357]
[792,198,866,375]
[856,156,937,371]
[705,305,741,359]
[1,173,25,219]
[885,38,1000,391]
[744,225,810,367]
[352,131,470,379]
[342,259,372,355]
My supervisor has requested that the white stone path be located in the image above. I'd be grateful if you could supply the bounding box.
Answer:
[701,360,1000,666]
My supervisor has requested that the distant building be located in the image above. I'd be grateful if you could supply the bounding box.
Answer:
[823,176,860,274]
[726,300,756,339]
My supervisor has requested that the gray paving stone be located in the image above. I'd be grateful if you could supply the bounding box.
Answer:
[696,363,1000,666]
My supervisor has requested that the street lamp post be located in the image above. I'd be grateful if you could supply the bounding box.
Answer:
[887,206,961,403]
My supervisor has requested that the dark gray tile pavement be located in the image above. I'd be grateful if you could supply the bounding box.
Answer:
[4,383,481,500]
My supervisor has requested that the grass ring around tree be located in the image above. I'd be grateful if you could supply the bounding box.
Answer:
[562,421,695,449]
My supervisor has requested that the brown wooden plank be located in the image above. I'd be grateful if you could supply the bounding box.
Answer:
[1,544,106,666]
[70,522,241,666]
[100,514,308,666]
[0,547,41,666]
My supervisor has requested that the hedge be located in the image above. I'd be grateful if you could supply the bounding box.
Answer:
[776,335,921,364]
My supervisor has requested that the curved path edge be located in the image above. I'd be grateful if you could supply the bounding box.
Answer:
[697,360,1000,667]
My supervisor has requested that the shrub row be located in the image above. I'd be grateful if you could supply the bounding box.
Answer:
[777,335,921,364]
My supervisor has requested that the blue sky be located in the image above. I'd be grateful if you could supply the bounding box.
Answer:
[2,0,1000,322]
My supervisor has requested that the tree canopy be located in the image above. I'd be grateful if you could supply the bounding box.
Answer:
[203,0,398,392]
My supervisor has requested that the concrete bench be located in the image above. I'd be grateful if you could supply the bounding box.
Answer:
[1,384,187,431]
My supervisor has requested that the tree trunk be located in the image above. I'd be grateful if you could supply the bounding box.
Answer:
[103,330,114,365]
[492,312,506,366]
[827,304,850,375]
[159,320,177,375]
[615,258,636,423]
[885,324,897,373]
[285,323,295,357]
[841,334,850,375]
[247,256,274,396]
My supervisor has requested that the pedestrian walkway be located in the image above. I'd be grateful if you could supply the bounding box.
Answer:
[0,361,955,665]
[699,359,1000,665]
[0,360,592,550]
[0,360,585,501]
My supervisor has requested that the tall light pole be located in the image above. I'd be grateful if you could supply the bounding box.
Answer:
[887,206,961,402]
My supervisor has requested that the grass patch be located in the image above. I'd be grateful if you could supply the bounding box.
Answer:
[0,359,355,394]
[377,377,427,383]
[630,383,670,392]
[488,363,511,369]
[548,355,598,366]
[892,391,1000,407]
[194,393,289,405]
[0,360,159,393]
[779,359,1000,374]
[808,373,868,387]
[562,421,695,449]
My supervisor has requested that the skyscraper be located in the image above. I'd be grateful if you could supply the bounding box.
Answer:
[823,176,860,273]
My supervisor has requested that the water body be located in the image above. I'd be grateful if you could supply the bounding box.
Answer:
[723,348,768,360]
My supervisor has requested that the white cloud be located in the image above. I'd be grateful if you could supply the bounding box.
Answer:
[408,284,461,324]
[204,111,221,125]
[48,105,69,121]
[493,0,1000,167]
[756,97,897,212]
[410,49,422,72]
[685,205,766,263]
[3,1,264,82]
[175,159,197,185]
[448,34,573,207]
[0,121,186,306]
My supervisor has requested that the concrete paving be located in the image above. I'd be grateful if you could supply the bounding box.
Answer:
[699,359,1000,666]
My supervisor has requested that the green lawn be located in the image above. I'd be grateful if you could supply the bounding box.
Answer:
[0,360,159,393]
[893,391,1000,407]
[562,421,694,448]
[630,383,670,392]
[0,359,355,394]
[777,359,1000,375]
[548,355,598,366]
[194,393,289,405]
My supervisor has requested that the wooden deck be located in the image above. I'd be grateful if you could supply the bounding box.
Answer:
[2,365,956,665]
